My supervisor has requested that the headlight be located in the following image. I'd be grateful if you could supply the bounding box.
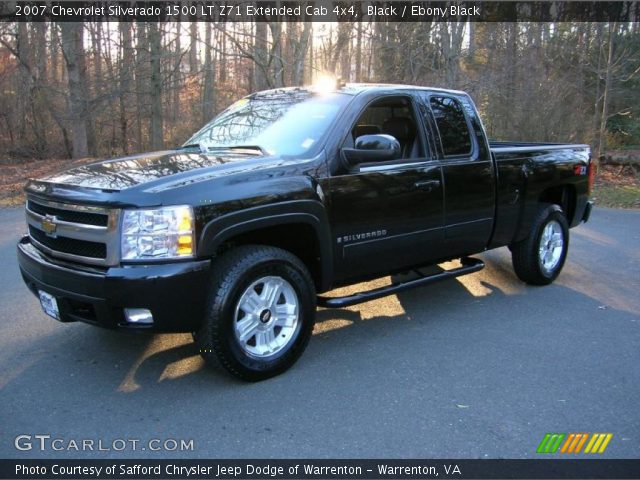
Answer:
[121,205,195,260]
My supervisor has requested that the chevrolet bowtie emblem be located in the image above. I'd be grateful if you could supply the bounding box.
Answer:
[41,215,58,237]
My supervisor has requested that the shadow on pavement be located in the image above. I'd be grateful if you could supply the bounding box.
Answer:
[2,245,638,398]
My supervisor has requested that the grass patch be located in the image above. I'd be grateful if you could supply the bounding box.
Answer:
[592,164,640,209]
[592,184,640,209]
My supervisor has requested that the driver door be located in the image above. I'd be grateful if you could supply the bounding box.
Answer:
[327,94,445,284]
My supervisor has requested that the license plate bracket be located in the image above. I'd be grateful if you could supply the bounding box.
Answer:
[38,290,60,320]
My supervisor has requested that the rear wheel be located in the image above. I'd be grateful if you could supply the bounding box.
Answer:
[511,204,569,285]
[196,245,316,381]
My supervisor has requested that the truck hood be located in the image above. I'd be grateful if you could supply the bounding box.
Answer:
[33,150,283,192]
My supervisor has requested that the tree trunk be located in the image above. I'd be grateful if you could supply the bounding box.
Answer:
[148,21,164,150]
[135,22,148,150]
[202,23,216,122]
[59,22,90,159]
[32,22,48,155]
[306,30,314,83]
[468,22,475,59]
[592,23,604,152]
[355,22,363,82]
[50,21,60,82]
[189,21,198,74]
[92,23,102,89]
[598,22,617,159]
[269,22,285,87]
[16,22,29,142]
[340,34,351,81]
[328,22,351,75]
[173,19,182,123]
[253,20,269,90]
[218,22,227,84]
[291,22,312,86]
[119,22,133,154]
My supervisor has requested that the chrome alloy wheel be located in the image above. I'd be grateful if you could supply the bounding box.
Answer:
[538,220,564,274]
[233,276,299,358]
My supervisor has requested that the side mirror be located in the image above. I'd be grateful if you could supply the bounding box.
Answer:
[341,134,401,168]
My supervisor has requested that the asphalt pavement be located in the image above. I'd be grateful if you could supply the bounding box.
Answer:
[0,206,638,459]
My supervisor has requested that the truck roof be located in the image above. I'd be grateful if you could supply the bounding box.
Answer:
[250,83,468,99]
[340,83,468,96]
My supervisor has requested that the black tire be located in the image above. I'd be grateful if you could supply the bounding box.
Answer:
[511,204,569,285]
[195,245,316,381]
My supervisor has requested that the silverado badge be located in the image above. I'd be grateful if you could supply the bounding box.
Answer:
[41,215,57,237]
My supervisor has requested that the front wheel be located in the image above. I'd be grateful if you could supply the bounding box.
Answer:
[511,204,569,285]
[195,245,316,381]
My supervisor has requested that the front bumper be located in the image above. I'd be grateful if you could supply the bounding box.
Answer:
[17,236,210,332]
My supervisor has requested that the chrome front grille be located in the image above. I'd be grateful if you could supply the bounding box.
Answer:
[26,197,120,266]
[27,200,109,227]
[28,226,107,259]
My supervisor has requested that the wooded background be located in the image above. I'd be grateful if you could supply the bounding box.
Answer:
[0,20,638,161]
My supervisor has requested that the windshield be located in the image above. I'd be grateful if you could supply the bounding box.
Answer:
[184,90,351,157]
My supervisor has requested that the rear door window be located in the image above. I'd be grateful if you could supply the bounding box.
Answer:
[429,96,472,157]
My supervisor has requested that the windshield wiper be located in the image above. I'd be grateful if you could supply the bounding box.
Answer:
[177,144,267,156]
[177,143,206,152]
[207,145,267,156]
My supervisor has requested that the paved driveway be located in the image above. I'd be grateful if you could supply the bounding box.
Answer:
[0,206,638,459]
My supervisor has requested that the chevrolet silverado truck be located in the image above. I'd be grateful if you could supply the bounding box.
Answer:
[17,84,594,381]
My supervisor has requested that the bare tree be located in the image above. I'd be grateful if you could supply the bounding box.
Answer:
[202,22,216,122]
[119,21,133,154]
[59,22,92,158]
[253,20,269,90]
[148,21,164,149]
[0,20,638,161]
[291,22,312,85]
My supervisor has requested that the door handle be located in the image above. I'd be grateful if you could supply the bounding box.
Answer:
[414,180,441,192]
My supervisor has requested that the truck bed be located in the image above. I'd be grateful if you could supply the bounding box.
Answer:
[487,140,591,250]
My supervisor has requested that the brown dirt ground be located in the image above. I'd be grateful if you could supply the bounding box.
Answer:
[0,157,95,206]
[595,163,640,188]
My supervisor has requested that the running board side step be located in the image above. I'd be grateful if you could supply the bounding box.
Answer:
[317,257,485,308]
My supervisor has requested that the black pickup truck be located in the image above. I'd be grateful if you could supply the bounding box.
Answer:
[17,84,594,380]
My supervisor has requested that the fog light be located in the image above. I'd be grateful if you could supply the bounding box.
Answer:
[124,308,154,324]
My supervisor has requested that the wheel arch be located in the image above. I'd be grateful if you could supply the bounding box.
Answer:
[539,184,577,225]
[198,200,333,292]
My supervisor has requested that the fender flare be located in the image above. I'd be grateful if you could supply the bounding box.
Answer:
[198,200,333,291]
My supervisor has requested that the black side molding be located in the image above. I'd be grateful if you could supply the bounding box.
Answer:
[317,257,485,308]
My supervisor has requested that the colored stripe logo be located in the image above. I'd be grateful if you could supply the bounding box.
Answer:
[537,433,613,454]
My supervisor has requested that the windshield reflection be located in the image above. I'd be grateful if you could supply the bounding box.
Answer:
[185,89,351,157]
